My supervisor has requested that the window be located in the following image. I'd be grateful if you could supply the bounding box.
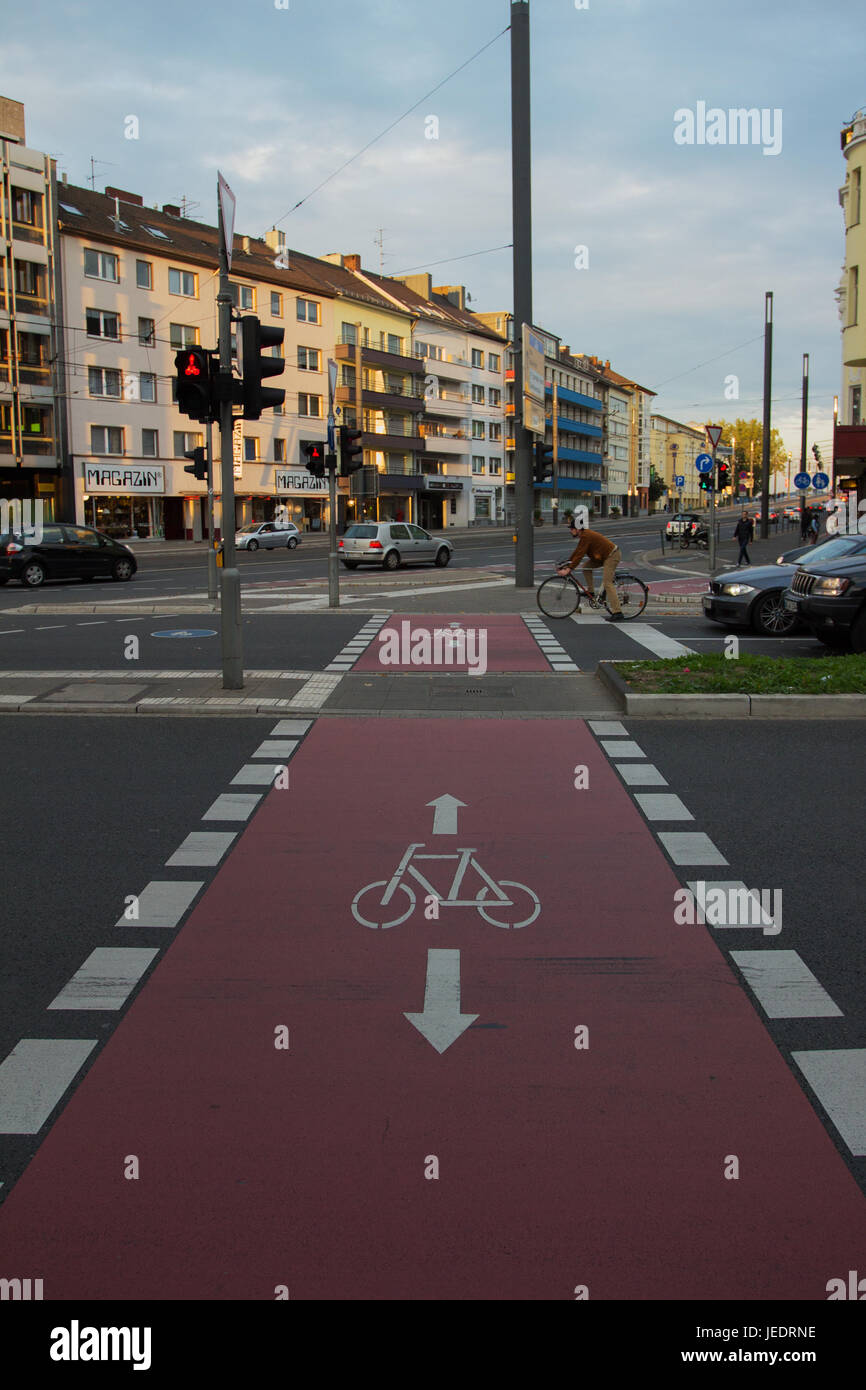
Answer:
[91,425,124,455]
[173,430,202,456]
[65,526,102,547]
[298,346,320,371]
[142,429,158,457]
[12,189,38,224]
[414,341,428,358]
[472,384,485,404]
[488,388,501,406]
[298,394,322,417]
[84,249,119,281]
[85,309,119,339]
[341,321,358,345]
[851,168,862,228]
[244,437,260,462]
[274,438,286,462]
[271,291,283,317]
[138,317,155,346]
[489,457,502,475]
[472,349,484,368]
[488,352,501,372]
[139,372,156,403]
[145,225,171,241]
[229,282,254,310]
[851,385,862,427]
[387,334,401,355]
[169,268,198,297]
[88,367,122,397]
[489,423,502,441]
[297,298,321,323]
[472,421,485,439]
[850,266,859,327]
[16,332,49,383]
[136,259,153,290]
[170,323,199,349]
[472,456,485,474]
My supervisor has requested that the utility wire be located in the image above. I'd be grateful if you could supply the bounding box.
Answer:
[393,243,513,276]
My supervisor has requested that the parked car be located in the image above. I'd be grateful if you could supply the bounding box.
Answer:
[665,511,701,538]
[776,534,866,567]
[783,551,866,652]
[235,520,301,551]
[338,522,452,570]
[0,523,137,588]
[702,536,866,636]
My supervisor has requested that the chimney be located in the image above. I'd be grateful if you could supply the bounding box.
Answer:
[433,284,466,311]
[242,235,252,254]
[344,254,361,271]
[61,172,68,184]
[162,203,181,217]
[105,186,143,207]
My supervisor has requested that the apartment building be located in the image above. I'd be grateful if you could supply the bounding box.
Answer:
[650,414,706,509]
[586,361,656,514]
[836,107,866,505]
[0,96,64,520]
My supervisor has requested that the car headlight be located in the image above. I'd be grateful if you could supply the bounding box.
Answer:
[776,555,791,565]
[720,583,756,597]
[813,577,851,596]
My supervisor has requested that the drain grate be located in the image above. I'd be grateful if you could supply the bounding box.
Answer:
[431,678,515,699]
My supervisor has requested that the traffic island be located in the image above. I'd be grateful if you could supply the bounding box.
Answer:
[598,652,866,717]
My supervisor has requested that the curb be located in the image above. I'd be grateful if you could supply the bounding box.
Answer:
[597,663,866,717]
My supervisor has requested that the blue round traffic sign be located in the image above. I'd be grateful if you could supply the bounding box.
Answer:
[696,454,713,473]
[794,472,811,490]
[151,629,218,638]
[812,472,830,490]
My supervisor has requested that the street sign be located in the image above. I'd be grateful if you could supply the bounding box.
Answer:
[696,454,714,473]
[217,172,236,271]
[706,425,723,450]
[812,472,830,490]
[674,474,685,487]
[794,472,811,490]
[522,325,546,404]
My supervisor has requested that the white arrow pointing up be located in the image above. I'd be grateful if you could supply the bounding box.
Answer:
[426,793,466,835]
[404,949,478,1054]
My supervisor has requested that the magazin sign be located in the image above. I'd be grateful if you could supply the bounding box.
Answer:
[275,470,329,494]
[83,464,165,494]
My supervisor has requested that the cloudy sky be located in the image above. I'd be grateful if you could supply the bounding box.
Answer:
[3,0,863,461]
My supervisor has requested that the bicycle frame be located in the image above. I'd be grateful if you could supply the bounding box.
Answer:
[380,843,515,908]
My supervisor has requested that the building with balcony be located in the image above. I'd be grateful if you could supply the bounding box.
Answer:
[835,107,866,503]
[0,96,64,520]
[585,359,656,514]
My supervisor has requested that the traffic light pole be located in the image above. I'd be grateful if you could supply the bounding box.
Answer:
[205,419,217,602]
[328,455,339,609]
[217,199,243,689]
[709,448,717,571]
[511,0,534,588]
[799,353,809,536]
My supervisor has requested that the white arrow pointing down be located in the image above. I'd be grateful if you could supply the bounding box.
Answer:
[404,949,479,1054]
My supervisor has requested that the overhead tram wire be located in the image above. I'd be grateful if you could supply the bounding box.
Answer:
[263,24,510,234]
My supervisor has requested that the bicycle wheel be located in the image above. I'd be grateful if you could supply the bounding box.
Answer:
[351,880,416,928]
[537,575,580,619]
[476,881,541,929]
[606,573,648,620]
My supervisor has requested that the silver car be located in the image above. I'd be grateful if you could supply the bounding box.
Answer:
[339,522,452,570]
[235,520,301,551]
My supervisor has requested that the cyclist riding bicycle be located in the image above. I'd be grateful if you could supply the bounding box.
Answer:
[558,519,623,622]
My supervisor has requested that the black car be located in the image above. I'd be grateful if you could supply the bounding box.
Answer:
[702,535,866,636]
[0,523,137,588]
[783,552,866,652]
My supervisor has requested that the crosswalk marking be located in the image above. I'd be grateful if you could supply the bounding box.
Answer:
[115,880,204,928]
[0,1040,97,1135]
[792,1051,866,1156]
[47,949,159,1011]
[656,832,728,866]
[166,832,237,867]
[732,951,844,1019]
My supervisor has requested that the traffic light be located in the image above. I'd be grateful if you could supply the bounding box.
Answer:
[812,443,822,463]
[699,474,713,492]
[240,316,285,420]
[183,447,207,481]
[534,440,554,484]
[303,441,326,478]
[339,425,364,476]
[717,460,730,490]
[175,347,213,422]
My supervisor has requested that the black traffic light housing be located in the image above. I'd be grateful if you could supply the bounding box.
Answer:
[812,443,822,463]
[183,447,207,482]
[175,347,213,422]
[717,460,730,490]
[339,425,364,476]
[241,316,285,420]
[534,440,554,485]
[699,474,713,492]
[303,441,326,478]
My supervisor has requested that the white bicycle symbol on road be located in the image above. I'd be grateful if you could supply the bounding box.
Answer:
[352,842,540,929]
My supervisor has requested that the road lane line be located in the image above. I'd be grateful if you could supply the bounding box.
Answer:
[792,1051,866,1156]
[615,763,668,786]
[732,951,843,1019]
[166,832,237,867]
[0,1040,97,1134]
[656,832,728,866]
[47,948,159,1011]
[616,624,693,658]
[202,793,263,821]
[599,739,645,758]
[633,793,694,821]
[251,739,298,759]
[115,880,204,928]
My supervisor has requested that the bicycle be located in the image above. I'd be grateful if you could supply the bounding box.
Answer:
[536,561,649,620]
[679,527,708,551]
[352,841,540,929]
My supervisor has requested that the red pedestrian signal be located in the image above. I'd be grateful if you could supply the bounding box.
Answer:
[174,346,212,421]
[304,441,326,478]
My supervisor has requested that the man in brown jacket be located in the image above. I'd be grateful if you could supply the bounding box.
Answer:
[558,520,624,621]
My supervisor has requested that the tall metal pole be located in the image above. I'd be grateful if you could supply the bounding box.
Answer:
[511,0,534,587]
[205,418,217,602]
[760,291,773,539]
[799,352,809,535]
[709,443,717,571]
[217,196,243,688]
[327,357,339,607]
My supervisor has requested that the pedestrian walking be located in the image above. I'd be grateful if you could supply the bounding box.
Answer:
[734,511,753,566]
[809,512,820,544]
[800,508,811,543]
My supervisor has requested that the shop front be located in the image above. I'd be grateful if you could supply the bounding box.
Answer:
[274,469,330,533]
[80,461,165,539]
[419,478,463,531]
[471,485,502,524]
[376,473,423,525]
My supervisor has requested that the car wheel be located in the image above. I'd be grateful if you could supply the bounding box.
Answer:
[383,550,401,571]
[434,546,450,568]
[750,590,797,636]
[849,610,866,655]
[21,561,46,588]
[112,558,135,582]
[818,630,852,651]
[246,539,258,552]
[342,561,359,570]
[287,537,298,549]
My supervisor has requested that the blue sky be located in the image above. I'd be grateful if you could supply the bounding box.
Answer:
[3,0,864,459]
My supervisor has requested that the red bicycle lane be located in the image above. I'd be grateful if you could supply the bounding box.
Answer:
[353,614,548,671]
[1,717,865,1300]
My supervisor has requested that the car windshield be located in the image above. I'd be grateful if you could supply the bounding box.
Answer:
[344,525,378,538]
[802,537,863,563]
[237,524,260,533]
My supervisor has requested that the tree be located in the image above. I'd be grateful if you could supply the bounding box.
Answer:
[648,470,666,504]
[712,419,787,494]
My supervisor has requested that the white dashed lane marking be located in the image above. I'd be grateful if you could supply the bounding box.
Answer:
[0,1040,97,1135]
[633,792,693,821]
[47,948,159,1011]
[202,793,262,821]
[115,880,204,928]
[325,614,391,672]
[615,763,668,786]
[165,832,237,867]
[731,951,843,1019]
[522,615,579,671]
[656,832,728,866]
[792,1051,866,1156]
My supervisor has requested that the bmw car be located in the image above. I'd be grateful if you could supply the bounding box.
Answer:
[702,535,866,635]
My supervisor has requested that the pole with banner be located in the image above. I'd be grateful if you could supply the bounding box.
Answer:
[706,423,723,571]
[327,358,339,608]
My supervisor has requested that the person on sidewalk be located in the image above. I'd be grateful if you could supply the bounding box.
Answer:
[800,508,811,543]
[809,511,820,544]
[734,511,754,566]
[558,520,624,622]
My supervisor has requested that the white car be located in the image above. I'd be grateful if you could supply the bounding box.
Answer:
[235,520,301,551]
